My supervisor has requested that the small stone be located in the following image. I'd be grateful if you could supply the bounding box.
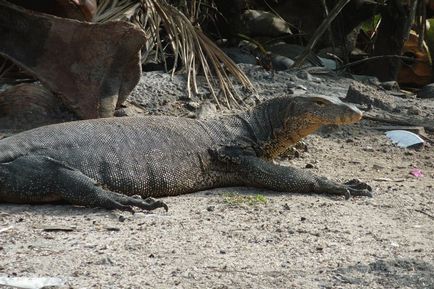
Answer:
[219,250,226,254]
[206,206,215,212]
[296,70,313,81]
[186,101,200,110]
[407,107,421,115]
[305,163,314,169]
[106,227,120,232]
[363,146,374,152]
[187,112,196,118]
[372,164,384,171]
[118,215,126,222]
[96,257,114,265]
[380,81,400,91]
[390,242,399,248]
[300,217,306,222]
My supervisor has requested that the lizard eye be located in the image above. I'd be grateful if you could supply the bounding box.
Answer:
[315,100,326,107]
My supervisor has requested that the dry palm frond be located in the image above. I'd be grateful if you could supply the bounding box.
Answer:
[0,58,14,81]
[292,0,352,68]
[95,0,254,108]
[94,0,139,22]
[0,58,31,85]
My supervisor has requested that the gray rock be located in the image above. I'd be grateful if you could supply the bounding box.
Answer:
[417,83,434,99]
[242,10,292,37]
[223,48,256,65]
[344,82,396,112]
[272,54,294,70]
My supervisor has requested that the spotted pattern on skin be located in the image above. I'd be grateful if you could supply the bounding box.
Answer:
[0,95,367,208]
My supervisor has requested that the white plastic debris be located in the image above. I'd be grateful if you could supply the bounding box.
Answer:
[0,276,64,289]
[0,226,13,233]
[385,130,425,148]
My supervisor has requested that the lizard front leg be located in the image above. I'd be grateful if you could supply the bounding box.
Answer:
[215,147,372,198]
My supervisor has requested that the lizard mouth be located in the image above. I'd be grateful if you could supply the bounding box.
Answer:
[346,110,363,123]
[336,105,363,124]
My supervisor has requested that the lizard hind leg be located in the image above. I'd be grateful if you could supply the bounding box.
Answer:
[0,155,167,212]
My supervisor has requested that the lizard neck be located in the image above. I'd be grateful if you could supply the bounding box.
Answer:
[246,97,320,159]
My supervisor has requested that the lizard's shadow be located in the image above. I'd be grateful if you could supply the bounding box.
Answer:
[0,187,346,217]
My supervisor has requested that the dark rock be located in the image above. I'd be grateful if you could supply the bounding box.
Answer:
[222,47,256,65]
[241,10,292,37]
[272,54,294,70]
[0,83,76,131]
[0,2,146,118]
[343,82,396,111]
[380,81,400,91]
[269,43,322,66]
[417,83,434,99]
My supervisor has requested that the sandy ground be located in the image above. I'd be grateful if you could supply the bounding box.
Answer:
[0,67,434,289]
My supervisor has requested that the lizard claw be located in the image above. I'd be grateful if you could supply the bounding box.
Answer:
[344,179,373,198]
[144,197,169,212]
[344,189,351,200]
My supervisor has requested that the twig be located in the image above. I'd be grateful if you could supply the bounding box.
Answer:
[415,209,434,220]
[292,0,351,68]
[337,54,424,70]
[0,226,14,233]
[417,0,426,50]
[321,0,335,49]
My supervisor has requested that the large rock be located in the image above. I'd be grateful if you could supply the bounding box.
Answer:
[0,0,145,119]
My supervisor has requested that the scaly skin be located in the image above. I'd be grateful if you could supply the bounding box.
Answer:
[0,95,371,211]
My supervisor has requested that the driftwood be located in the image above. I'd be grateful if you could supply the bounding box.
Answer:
[364,110,434,132]
[360,0,416,81]
[0,0,146,119]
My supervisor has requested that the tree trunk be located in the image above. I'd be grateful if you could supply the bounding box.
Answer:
[361,0,416,81]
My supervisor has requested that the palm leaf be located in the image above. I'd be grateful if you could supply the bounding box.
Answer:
[95,0,254,108]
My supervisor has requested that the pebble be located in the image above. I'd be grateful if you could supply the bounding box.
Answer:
[363,146,374,152]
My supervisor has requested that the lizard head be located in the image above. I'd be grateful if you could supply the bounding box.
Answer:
[281,94,363,141]
[291,95,363,126]
[249,94,362,159]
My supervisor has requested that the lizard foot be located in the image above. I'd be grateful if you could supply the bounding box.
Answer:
[110,194,169,213]
[343,179,373,199]
[316,176,372,199]
[125,195,168,212]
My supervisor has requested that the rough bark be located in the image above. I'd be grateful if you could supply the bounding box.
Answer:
[360,0,415,81]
